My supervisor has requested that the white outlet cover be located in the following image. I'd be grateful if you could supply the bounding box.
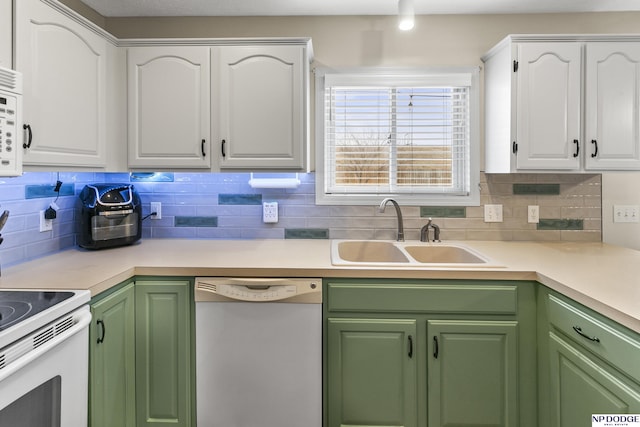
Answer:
[40,210,53,232]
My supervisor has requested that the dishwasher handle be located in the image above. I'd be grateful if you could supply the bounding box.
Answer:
[195,277,322,303]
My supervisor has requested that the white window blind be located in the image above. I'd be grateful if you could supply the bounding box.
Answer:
[316,69,479,205]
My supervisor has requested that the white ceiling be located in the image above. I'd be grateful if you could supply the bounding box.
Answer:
[79,0,640,18]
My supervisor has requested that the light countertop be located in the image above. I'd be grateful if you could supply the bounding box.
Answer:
[1,239,638,333]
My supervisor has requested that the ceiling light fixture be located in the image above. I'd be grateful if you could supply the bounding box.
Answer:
[398,0,415,31]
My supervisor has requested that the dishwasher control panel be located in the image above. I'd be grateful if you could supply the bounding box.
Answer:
[195,277,322,303]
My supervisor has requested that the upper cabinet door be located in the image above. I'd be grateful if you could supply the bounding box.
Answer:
[585,42,640,170]
[127,46,211,169]
[16,0,107,167]
[516,43,582,170]
[216,45,309,171]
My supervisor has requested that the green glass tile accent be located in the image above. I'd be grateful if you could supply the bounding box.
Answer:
[537,219,583,230]
[285,228,330,239]
[420,206,466,218]
[130,172,174,182]
[218,194,262,205]
[25,183,75,199]
[513,183,560,195]
[175,216,218,227]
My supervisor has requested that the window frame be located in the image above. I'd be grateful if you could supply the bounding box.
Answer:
[314,67,480,206]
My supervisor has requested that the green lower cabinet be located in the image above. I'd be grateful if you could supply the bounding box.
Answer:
[547,331,640,426]
[324,279,538,427]
[89,278,194,427]
[327,318,418,427]
[135,280,193,427]
[90,281,136,427]
[427,320,518,427]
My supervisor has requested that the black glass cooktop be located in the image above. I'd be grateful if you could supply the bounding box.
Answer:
[0,291,74,332]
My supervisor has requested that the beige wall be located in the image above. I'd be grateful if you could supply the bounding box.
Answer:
[57,5,640,249]
[102,13,640,67]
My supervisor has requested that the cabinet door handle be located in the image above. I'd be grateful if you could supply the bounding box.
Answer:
[433,336,439,359]
[572,326,600,343]
[221,139,226,158]
[201,139,206,158]
[97,319,106,344]
[408,335,413,359]
[573,139,580,158]
[22,124,33,149]
[591,139,598,158]
[512,141,518,154]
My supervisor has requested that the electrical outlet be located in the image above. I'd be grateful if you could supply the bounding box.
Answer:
[528,205,540,223]
[484,204,503,222]
[39,210,53,232]
[150,202,162,220]
[263,201,278,223]
[613,205,640,223]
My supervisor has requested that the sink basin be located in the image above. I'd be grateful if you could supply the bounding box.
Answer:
[337,240,409,263]
[331,240,502,267]
[404,245,486,264]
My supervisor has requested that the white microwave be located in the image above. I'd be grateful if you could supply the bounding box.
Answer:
[0,66,22,177]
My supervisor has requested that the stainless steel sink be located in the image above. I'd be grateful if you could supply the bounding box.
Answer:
[331,240,502,267]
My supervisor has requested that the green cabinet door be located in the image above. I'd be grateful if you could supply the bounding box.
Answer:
[548,331,640,427]
[135,280,193,427]
[427,320,518,427]
[327,318,418,427]
[89,281,136,427]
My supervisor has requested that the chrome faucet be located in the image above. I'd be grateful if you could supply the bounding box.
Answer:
[378,198,404,241]
[420,218,441,242]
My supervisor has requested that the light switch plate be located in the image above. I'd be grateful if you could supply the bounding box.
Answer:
[263,201,278,223]
[613,205,639,223]
[484,204,503,223]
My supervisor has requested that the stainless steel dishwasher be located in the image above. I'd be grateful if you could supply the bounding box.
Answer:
[195,277,322,427]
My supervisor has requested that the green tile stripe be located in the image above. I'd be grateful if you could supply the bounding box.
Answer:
[25,183,75,199]
[218,194,262,205]
[513,184,560,195]
[285,228,329,239]
[537,219,583,230]
[174,216,218,227]
[420,206,466,218]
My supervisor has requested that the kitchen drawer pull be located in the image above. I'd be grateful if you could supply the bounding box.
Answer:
[201,139,206,158]
[433,336,439,359]
[97,319,106,344]
[573,139,580,158]
[573,325,600,343]
[221,139,226,158]
[591,139,598,158]
[22,124,32,149]
[408,335,413,359]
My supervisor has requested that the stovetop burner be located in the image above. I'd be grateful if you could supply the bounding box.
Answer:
[0,291,74,332]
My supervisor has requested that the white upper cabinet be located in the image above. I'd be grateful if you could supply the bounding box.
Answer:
[585,43,640,170]
[516,43,582,170]
[127,46,211,169]
[0,0,11,69]
[16,0,107,167]
[214,44,310,171]
[483,35,640,173]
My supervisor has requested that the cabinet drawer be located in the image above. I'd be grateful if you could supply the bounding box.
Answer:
[327,281,518,314]
[548,294,640,381]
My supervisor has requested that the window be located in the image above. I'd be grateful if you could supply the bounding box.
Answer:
[315,68,480,205]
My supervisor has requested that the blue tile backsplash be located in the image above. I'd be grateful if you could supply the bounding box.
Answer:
[0,172,602,269]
